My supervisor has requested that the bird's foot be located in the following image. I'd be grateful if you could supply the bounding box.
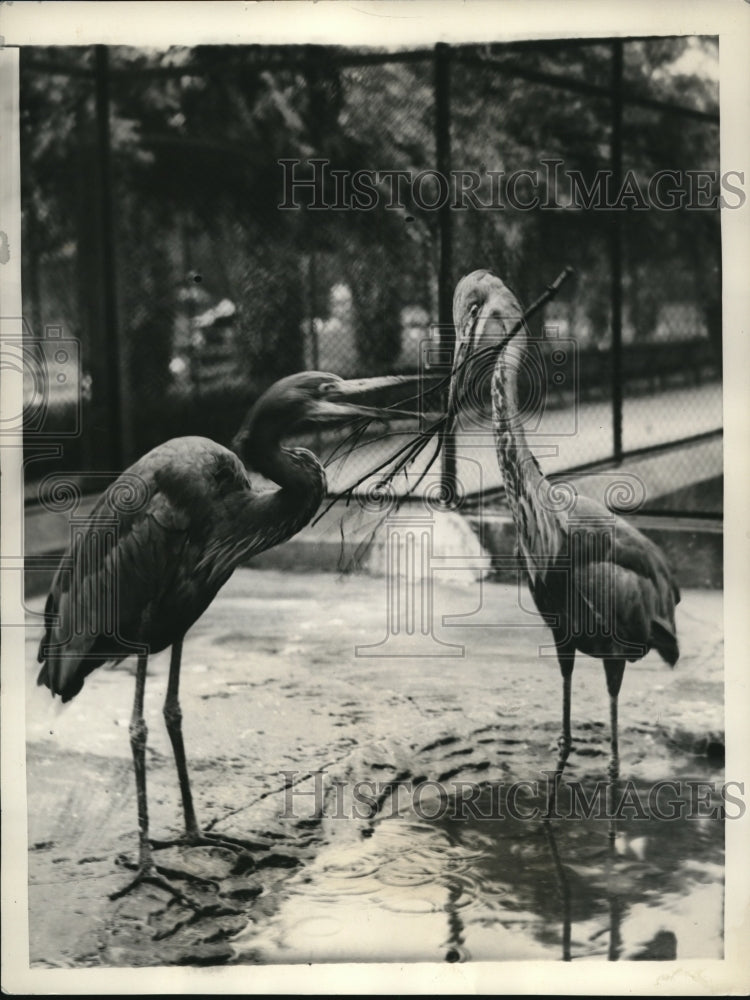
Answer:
[150,829,258,874]
[110,855,219,909]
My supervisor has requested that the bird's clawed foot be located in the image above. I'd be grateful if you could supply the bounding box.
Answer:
[110,854,219,910]
[150,829,258,874]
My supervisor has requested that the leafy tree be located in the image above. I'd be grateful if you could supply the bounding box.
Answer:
[20,37,720,472]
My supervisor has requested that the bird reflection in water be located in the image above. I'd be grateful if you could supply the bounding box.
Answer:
[427,773,716,963]
[542,806,627,963]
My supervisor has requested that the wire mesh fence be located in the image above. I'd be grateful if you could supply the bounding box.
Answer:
[20,39,722,515]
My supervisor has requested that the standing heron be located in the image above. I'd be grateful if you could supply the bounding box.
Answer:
[37,371,407,901]
[449,271,680,806]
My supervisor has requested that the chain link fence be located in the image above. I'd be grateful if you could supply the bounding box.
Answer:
[20,39,721,515]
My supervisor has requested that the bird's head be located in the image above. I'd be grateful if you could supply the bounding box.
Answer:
[449,269,528,420]
[232,371,412,459]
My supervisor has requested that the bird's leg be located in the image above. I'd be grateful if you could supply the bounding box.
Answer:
[150,638,256,869]
[162,637,200,839]
[110,650,208,908]
[604,659,626,782]
[547,645,575,818]
[604,659,626,838]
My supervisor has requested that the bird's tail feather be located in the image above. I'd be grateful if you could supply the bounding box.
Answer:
[651,617,679,667]
[36,650,89,702]
[37,590,92,701]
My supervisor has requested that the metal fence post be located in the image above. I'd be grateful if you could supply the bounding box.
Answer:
[610,38,624,463]
[304,49,322,374]
[94,44,125,469]
[435,42,456,501]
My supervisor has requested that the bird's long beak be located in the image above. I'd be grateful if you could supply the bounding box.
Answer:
[473,289,524,358]
[441,290,525,457]
[448,290,525,416]
[310,375,418,425]
[441,337,468,449]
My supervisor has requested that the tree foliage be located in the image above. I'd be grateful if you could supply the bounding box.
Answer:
[20,38,720,464]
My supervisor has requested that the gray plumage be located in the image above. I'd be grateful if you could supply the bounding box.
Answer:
[36,370,403,902]
[37,435,322,702]
[451,271,680,800]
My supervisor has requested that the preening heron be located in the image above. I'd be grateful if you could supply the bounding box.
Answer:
[450,271,680,807]
[37,370,408,902]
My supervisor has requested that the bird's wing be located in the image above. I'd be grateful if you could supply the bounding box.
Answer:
[561,497,680,664]
[572,495,680,605]
[193,479,318,590]
[571,556,679,665]
[37,438,251,701]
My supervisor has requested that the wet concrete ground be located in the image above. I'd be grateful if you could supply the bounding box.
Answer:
[25,568,724,968]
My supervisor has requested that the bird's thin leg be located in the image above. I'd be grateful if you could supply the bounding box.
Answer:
[547,645,575,817]
[110,650,206,907]
[130,649,151,867]
[162,636,200,839]
[149,639,257,867]
[604,658,626,781]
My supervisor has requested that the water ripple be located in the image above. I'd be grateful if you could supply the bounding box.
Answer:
[231,777,724,964]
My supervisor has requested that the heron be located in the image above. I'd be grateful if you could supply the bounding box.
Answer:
[449,271,680,808]
[37,370,409,902]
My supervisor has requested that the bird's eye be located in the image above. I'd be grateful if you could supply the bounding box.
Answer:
[469,303,479,318]
[319,382,336,396]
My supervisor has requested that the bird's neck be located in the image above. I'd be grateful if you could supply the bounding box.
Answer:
[246,431,327,508]
[491,360,545,509]
[491,353,562,579]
